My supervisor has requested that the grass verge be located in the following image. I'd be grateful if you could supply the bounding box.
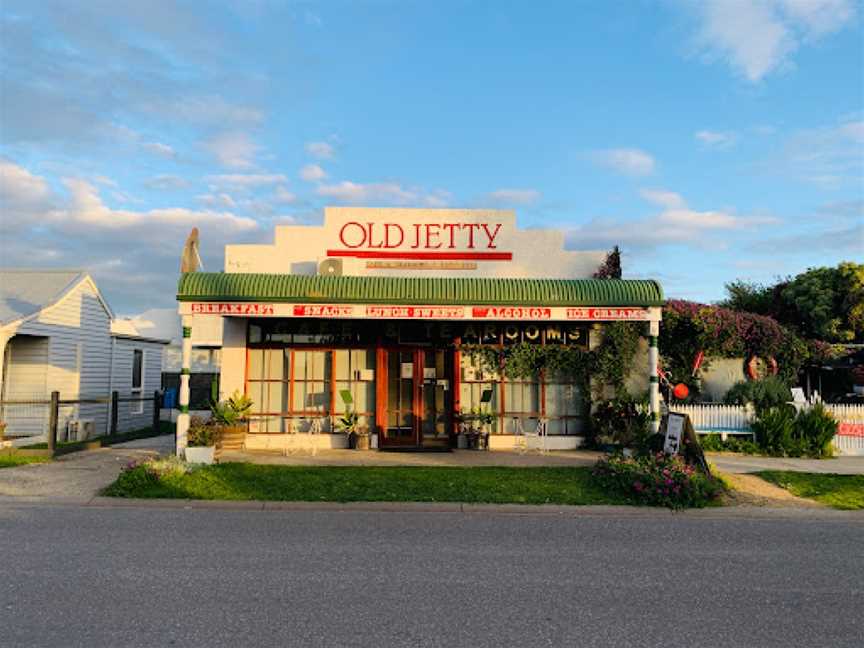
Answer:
[757,471,864,510]
[105,464,647,506]
[0,455,52,469]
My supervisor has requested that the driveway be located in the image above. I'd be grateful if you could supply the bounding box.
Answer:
[0,434,174,499]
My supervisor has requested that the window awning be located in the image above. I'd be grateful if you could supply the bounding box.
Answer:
[177,273,663,307]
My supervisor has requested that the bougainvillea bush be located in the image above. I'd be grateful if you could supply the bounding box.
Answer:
[592,452,724,509]
[661,300,809,390]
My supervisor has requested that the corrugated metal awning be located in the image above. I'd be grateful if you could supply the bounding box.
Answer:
[177,273,664,307]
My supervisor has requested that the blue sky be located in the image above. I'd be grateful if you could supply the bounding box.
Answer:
[1,0,862,338]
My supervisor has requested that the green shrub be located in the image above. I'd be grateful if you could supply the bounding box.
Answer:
[723,377,791,413]
[699,434,760,454]
[794,404,836,458]
[592,452,723,509]
[210,390,253,426]
[750,404,837,458]
[751,405,797,456]
[188,418,219,447]
[590,397,651,448]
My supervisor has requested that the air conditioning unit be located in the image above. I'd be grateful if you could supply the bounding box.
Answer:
[318,258,343,277]
[67,419,95,441]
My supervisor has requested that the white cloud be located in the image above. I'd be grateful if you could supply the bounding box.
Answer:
[316,181,417,204]
[695,130,738,149]
[196,193,237,209]
[300,164,327,182]
[306,141,335,159]
[142,141,176,158]
[689,0,856,82]
[770,116,864,188]
[144,96,264,126]
[485,189,541,205]
[273,186,296,203]
[0,159,53,211]
[591,149,656,176]
[204,132,259,169]
[206,173,288,189]
[640,189,686,209]
[565,190,777,252]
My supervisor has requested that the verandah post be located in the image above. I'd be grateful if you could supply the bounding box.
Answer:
[176,316,193,457]
[648,319,661,433]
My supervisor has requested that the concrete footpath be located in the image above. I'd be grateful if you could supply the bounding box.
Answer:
[0,434,173,499]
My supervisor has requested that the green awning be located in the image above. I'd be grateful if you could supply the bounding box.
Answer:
[177,273,663,307]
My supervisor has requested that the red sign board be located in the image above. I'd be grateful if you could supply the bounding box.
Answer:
[838,423,864,438]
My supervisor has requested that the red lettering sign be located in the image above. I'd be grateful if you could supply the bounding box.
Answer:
[331,221,512,261]
[292,305,354,317]
[191,303,275,315]
[472,307,552,320]
[566,308,650,320]
[366,306,465,319]
[838,423,864,438]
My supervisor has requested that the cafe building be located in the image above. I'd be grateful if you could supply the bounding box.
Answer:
[175,208,663,453]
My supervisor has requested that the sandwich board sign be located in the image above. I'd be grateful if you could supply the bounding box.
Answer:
[664,413,685,455]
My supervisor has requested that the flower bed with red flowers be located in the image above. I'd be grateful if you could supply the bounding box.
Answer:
[592,452,724,509]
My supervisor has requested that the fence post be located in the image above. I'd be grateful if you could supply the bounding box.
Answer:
[47,391,59,453]
[152,390,161,434]
[111,391,119,436]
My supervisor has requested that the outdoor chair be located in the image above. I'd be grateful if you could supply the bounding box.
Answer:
[512,417,549,455]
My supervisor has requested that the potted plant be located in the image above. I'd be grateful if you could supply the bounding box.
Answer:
[472,408,494,450]
[185,417,218,464]
[338,409,365,449]
[210,390,253,451]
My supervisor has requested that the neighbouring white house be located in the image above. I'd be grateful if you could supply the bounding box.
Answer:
[0,269,169,442]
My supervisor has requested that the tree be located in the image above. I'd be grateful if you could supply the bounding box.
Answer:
[593,246,622,279]
[720,262,864,343]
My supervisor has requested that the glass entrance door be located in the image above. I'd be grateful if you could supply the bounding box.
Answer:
[380,348,452,448]
[420,349,451,448]
[382,350,419,446]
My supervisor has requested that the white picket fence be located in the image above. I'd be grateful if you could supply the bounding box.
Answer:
[672,403,864,456]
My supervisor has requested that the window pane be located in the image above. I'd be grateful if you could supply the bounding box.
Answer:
[354,382,375,414]
[248,349,264,380]
[268,382,286,414]
[335,349,350,380]
[247,383,265,414]
[266,349,285,380]
[132,350,143,388]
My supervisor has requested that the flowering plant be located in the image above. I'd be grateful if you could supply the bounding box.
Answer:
[592,452,723,509]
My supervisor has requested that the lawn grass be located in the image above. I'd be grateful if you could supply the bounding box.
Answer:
[757,471,864,510]
[104,464,638,506]
[0,455,51,469]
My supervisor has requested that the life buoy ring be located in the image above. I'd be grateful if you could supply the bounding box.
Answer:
[745,355,779,380]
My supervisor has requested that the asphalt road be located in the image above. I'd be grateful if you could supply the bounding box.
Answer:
[1,504,861,648]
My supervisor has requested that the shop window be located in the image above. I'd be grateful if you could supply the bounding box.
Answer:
[333,349,376,433]
[246,347,375,434]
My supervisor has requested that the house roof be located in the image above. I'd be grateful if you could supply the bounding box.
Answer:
[0,269,91,327]
[177,273,664,307]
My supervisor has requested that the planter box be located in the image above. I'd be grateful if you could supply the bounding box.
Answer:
[185,446,216,464]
